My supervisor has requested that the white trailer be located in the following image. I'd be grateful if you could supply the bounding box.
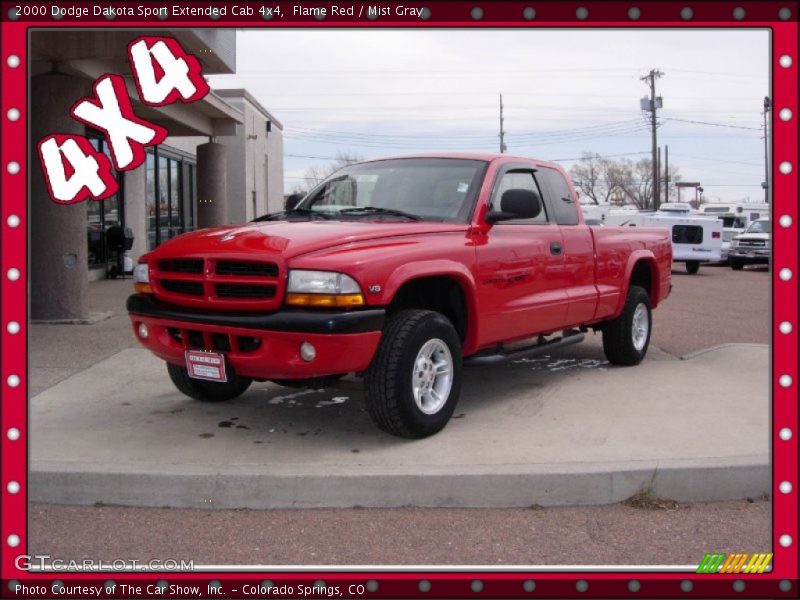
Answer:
[700,202,770,229]
[604,210,722,274]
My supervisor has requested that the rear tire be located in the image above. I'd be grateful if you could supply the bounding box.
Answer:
[685,261,700,275]
[602,285,651,366]
[730,259,745,271]
[365,309,462,439]
[167,362,252,402]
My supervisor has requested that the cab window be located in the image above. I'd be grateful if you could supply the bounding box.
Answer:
[491,170,548,224]
[537,167,579,226]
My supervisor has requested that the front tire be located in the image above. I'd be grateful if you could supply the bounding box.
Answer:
[167,362,252,402]
[730,258,745,271]
[365,309,462,438]
[685,261,700,275]
[602,285,652,366]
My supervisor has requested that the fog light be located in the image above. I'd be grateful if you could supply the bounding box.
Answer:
[300,342,316,362]
[138,323,149,340]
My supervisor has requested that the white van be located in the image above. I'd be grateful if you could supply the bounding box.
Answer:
[605,210,722,274]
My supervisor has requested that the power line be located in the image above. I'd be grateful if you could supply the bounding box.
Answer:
[286,119,649,144]
[669,153,761,166]
[550,150,651,162]
[663,117,761,130]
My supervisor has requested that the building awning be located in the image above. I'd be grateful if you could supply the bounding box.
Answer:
[31,29,242,137]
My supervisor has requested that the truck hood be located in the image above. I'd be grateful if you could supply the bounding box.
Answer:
[153,220,469,259]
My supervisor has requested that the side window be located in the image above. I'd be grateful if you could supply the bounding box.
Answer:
[537,168,579,226]
[492,170,548,224]
[672,225,703,244]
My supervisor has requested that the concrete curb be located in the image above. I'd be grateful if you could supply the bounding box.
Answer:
[30,455,769,510]
[30,311,112,325]
[680,343,769,360]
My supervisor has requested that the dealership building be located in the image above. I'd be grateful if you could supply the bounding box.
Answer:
[29,29,284,321]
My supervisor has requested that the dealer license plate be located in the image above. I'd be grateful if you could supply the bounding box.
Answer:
[185,349,228,382]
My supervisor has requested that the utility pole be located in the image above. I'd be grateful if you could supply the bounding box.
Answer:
[664,145,669,203]
[763,96,770,203]
[657,146,661,210]
[640,69,663,210]
[499,93,507,154]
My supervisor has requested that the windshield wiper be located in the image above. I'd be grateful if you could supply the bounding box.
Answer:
[338,206,421,221]
[252,209,332,222]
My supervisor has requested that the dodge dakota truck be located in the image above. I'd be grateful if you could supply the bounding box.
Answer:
[128,154,672,438]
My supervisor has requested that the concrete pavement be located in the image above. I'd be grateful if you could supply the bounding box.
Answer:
[30,338,769,509]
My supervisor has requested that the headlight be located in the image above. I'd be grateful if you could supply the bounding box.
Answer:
[286,270,364,307]
[133,263,149,283]
[730,240,739,248]
[133,262,152,294]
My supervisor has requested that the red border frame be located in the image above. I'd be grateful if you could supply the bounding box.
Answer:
[1,2,797,598]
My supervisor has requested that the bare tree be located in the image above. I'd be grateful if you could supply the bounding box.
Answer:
[570,153,603,204]
[570,153,625,205]
[303,151,364,190]
[573,153,682,209]
[615,158,655,210]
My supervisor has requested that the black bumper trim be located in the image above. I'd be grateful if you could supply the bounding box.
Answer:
[127,294,385,334]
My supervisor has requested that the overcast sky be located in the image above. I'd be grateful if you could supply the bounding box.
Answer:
[209,28,769,203]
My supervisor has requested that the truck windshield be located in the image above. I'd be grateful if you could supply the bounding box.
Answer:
[297,158,487,222]
[746,220,771,234]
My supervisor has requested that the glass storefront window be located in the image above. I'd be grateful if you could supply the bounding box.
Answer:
[169,159,181,239]
[146,152,157,251]
[158,154,169,246]
[86,135,123,267]
[145,148,197,249]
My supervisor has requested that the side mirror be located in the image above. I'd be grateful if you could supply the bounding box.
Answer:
[486,188,542,223]
[285,193,303,211]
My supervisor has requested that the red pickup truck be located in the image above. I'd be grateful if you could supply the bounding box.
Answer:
[128,154,671,438]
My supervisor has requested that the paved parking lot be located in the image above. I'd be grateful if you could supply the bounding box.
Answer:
[28,262,772,566]
[655,263,770,356]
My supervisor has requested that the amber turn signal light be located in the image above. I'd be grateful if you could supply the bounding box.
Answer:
[285,293,365,308]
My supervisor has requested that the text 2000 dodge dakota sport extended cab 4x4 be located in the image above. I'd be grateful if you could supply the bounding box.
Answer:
[128,154,672,438]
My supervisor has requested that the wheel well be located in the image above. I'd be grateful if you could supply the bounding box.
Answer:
[388,276,468,342]
[630,260,654,299]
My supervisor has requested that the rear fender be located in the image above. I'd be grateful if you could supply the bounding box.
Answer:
[615,250,660,316]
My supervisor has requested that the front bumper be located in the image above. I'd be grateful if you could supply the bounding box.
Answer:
[127,294,384,379]
[730,248,770,264]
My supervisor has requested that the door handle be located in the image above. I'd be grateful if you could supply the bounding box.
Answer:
[550,242,563,255]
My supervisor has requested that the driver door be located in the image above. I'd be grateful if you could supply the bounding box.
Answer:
[475,167,568,345]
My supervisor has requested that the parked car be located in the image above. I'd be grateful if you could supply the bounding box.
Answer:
[128,154,672,438]
[729,218,771,270]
